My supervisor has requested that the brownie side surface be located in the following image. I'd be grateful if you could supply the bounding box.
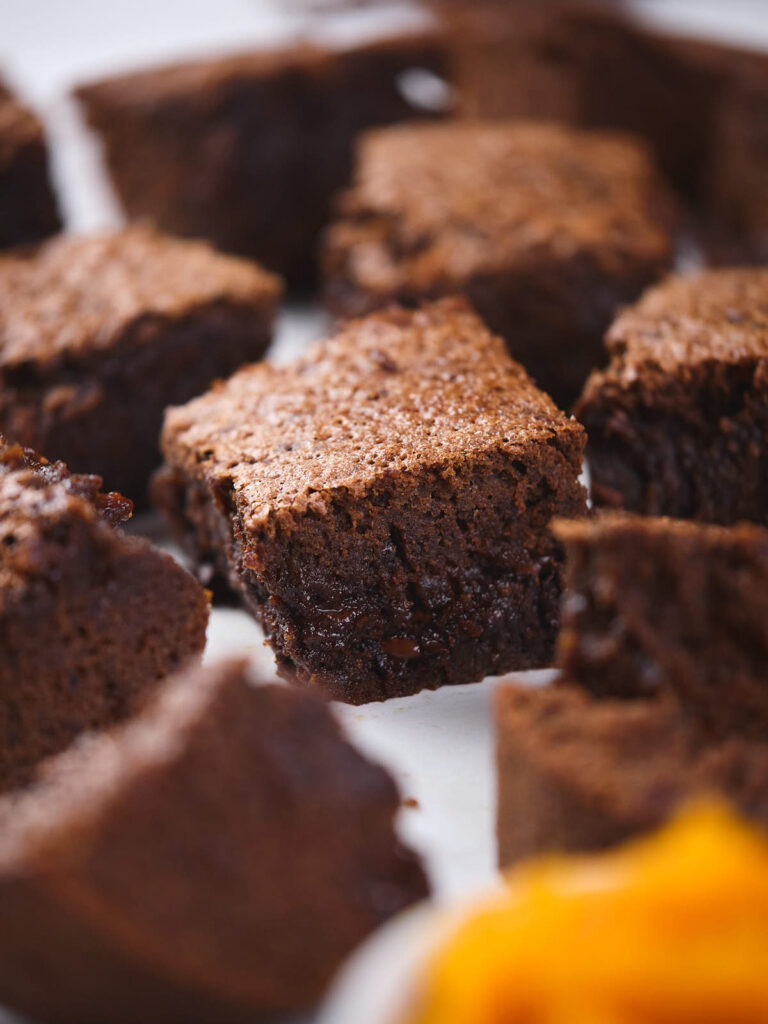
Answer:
[75,32,448,282]
[495,683,768,867]
[0,441,209,789]
[0,226,281,501]
[553,514,768,737]
[576,268,768,524]
[155,299,587,702]
[0,81,61,248]
[0,659,428,1023]
[322,120,674,406]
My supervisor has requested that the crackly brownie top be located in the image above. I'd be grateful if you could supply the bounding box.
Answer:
[162,298,585,527]
[600,268,768,376]
[0,437,132,602]
[326,120,673,292]
[0,225,282,368]
[0,80,44,162]
[553,512,768,554]
[75,30,442,109]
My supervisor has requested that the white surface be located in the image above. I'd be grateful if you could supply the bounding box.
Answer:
[0,2,765,1023]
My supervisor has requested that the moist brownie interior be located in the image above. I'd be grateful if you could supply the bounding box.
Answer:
[154,297,587,703]
[576,268,768,524]
[0,436,209,789]
[322,119,674,406]
[0,659,428,1024]
[0,225,282,503]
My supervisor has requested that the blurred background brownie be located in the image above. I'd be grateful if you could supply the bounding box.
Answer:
[0,659,428,1024]
[322,120,675,407]
[495,683,768,866]
[0,78,61,250]
[0,436,209,791]
[554,514,768,738]
[154,298,586,703]
[0,225,281,504]
[75,32,449,283]
[576,268,768,523]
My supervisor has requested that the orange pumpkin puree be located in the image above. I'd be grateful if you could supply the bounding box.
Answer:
[407,805,768,1024]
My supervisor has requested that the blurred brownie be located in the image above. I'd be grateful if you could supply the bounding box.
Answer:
[75,32,448,283]
[0,659,428,1024]
[554,514,768,737]
[322,120,674,406]
[0,225,281,503]
[576,269,768,524]
[0,437,209,790]
[0,79,61,249]
[154,299,587,703]
[496,683,768,866]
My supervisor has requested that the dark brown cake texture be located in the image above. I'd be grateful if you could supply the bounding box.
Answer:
[0,435,209,791]
[553,513,768,738]
[0,78,61,249]
[0,225,281,503]
[576,268,768,524]
[0,658,428,1024]
[75,32,449,283]
[496,683,768,866]
[154,298,587,703]
[322,119,674,407]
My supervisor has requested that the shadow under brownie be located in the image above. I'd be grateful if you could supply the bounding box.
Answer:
[154,297,587,703]
[0,437,209,791]
[0,225,281,504]
[0,78,61,250]
[322,119,674,407]
[0,659,428,1024]
[576,267,768,524]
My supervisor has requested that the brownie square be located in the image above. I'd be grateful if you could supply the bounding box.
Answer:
[553,513,768,738]
[75,32,448,283]
[0,659,427,1023]
[495,682,768,866]
[576,268,768,524]
[0,437,209,791]
[0,225,281,503]
[0,79,61,249]
[154,298,587,703]
[322,120,674,407]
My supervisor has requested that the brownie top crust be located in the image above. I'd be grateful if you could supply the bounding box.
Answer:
[0,81,43,162]
[553,510,768,551]
[74,31,444,107]
[0,436,133,604]
[599,268,768,375]
[326,120,673,292]
[0,225,282,367]
[161,298,585,528]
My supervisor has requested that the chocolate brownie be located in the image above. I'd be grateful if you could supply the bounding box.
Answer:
[153,298,587,703]
[0,659,428,1023]
[576,269,768,524]
[75,32,448,283]
[0,436,209,790]
[0,79,61,249]
[495,683,768,866]
[322,120,674,407]
[0,225,281,503]
[553,514,768,737]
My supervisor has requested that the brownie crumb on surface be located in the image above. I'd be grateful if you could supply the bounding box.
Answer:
[0,225,281,504]
[322,119,675,406]
[0,659,428,1024]
[0,436,209,790]
[553,513,768,738]
[496,682,768,867]
[75,32,448,282]
[0,79,61,249]
[154,298,587,703]
[576,268,768,524]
